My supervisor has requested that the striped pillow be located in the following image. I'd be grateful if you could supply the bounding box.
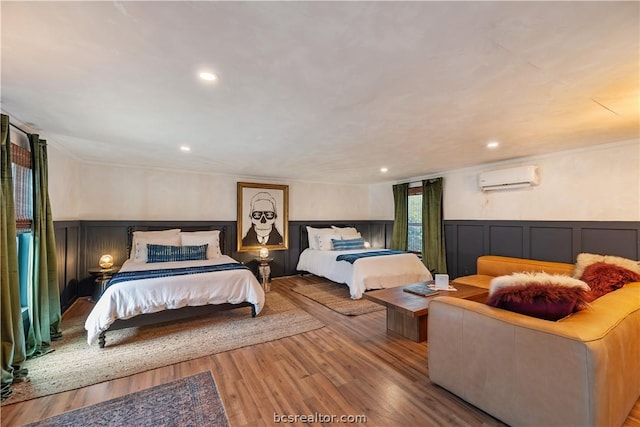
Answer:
[146,244,208,263]
[332,238,365,251]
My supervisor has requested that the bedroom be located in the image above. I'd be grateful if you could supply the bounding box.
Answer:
[2,1,639,426]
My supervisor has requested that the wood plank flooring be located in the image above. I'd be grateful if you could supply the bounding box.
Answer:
[2,275,639,426]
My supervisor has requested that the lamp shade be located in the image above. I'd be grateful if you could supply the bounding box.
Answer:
[259,247,269,259]
[99,254,114,269]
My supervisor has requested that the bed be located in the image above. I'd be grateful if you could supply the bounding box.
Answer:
[296,225,432,299]
[84,226,265,348]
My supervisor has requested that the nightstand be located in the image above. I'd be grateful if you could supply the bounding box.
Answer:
[88,266,120,299]
[254,257,273,292]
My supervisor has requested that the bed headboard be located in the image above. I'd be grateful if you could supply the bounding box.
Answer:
[126,225,227,257]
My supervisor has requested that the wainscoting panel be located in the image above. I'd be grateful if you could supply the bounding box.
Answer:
[529,226,574,263]
[455,224,485,277]
[446,220,640,279]
[54,221,81,311]
[489,225,524,258]
[580,227,638,260]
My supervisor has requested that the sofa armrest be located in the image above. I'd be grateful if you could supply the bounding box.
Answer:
[428,283,640,427]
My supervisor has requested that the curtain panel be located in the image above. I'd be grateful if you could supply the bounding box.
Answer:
[26,134,62,357]
[0,114,28,401]
[421,178,447,274]
[391,183,409,251]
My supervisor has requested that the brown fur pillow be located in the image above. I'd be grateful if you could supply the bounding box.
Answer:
[487,273,591,321]
[580,262,640,299]
[573,253,640,279]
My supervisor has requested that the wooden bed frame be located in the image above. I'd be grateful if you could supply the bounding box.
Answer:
[97,225,256,348]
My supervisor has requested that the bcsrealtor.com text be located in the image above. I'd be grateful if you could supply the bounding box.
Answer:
[274,412,367,423]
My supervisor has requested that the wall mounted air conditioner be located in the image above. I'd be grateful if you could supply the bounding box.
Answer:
[478,165,539,191]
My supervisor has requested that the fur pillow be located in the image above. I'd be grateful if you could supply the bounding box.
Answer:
[573,253,640,279]
[487,272,591,321]
[580,262,640,299]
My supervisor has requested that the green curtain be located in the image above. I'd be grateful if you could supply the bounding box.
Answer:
[26,134,61,358]
[391,183,409,251]
[1,114,28,401]
[421,178,447,274]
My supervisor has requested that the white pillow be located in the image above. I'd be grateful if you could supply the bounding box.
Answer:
[316,234,342,251]
[133,234,181,263]
[306,226,335,250]
[331,226,360,237]
[180,230,221,259]
[130,229,181,259]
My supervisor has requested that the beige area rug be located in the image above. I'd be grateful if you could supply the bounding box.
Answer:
[292,281,385,316]
[4,292,324,405]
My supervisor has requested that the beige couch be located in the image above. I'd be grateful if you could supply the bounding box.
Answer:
[428,255,640,427]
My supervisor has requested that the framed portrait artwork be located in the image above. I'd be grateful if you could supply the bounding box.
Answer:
[237,182,289,252]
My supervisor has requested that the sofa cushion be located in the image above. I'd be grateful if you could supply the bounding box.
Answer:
[580,262,640,299]
[487,272,591,321]
[450,274,494,289]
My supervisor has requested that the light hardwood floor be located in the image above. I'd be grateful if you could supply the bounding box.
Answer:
[2,275,639,426]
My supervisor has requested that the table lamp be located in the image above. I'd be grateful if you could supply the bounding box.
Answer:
[259,247,269,259]
[99,254,114,269]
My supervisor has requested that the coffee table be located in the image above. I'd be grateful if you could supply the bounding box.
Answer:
[363,282,488,342]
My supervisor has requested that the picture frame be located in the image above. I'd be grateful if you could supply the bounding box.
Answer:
[237,182,289,252]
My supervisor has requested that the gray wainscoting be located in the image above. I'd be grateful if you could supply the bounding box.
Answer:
[53,219,638,311]
[445,220,640,278]
[54,221,81,311]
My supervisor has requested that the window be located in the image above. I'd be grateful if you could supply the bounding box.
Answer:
[10,131,32,233]
[407,187,422,252]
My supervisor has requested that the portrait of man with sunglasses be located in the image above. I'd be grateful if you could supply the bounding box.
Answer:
[241,191,284,246]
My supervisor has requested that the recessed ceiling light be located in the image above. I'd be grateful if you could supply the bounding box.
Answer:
[486,141,500,149]
[380,167,388,173]
[199,72,218,81]
[180,145,191,152]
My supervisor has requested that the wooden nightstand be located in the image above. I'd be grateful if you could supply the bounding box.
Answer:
[88,266,120,299]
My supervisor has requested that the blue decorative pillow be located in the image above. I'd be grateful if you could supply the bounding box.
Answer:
[146,244,208,263]
[332,238,365,251]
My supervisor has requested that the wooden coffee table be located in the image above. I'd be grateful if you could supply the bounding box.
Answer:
[363,282,488,342]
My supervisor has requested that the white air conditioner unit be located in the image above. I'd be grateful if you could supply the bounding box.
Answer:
[478,165,539,191]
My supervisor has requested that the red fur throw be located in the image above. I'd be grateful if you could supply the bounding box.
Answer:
[580,262,640,299]
[487,273,591,321]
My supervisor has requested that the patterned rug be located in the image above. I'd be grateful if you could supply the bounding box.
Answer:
[292,281,385,316]
[24,372,228,427]
[3,292,324,405]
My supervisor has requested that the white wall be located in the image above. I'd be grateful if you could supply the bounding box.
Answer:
[47,144,81,220]
[68,163,370,221]
[47,139,639,223]
[443,140,639,221]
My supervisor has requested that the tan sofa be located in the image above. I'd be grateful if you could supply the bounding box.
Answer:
[428,255,640,427]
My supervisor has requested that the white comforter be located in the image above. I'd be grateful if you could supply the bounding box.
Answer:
[85,256,265,345]
[296,249,432,299]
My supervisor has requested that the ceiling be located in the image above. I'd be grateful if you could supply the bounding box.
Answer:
[1,1,638,185]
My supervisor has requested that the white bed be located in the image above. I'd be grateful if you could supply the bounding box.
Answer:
[296,248,432,299]
[85,255,265,346]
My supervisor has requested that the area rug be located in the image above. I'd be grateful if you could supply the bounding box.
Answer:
[4,292,324,405]
[24,371,228,427]
[292,281,385,316]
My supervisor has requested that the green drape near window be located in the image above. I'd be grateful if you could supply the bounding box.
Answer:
[26,134,61,358]
[1,114,28,401]
[421,178,447,274]
[391,183,409,251]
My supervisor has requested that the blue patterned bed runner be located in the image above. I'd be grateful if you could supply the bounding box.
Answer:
[105,263,250,291]
[336,250,408,264]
